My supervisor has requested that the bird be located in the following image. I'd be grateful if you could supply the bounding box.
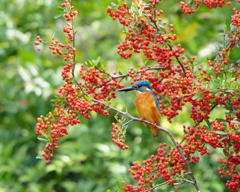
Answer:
[117,80,161,137]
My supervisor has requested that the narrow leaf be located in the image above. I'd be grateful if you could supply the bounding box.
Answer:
[231,120,240,124]
[131,4,140,15]
[95,56,101,64]
[215,131,227,135]
[56,6,64,11]
[36,155,44,159]
[216,118,227,122]
[110,2,118,6]
[225,19,230,32]
[54,13,64,19]
[37,136,48,142]
[223,149,228,156]
[205,119,211,129]
[209,80,216,89]
[192,93,202,100]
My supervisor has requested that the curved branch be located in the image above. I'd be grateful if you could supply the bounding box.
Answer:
[90,99,201,191]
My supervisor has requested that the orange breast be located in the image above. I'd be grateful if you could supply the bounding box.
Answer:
[135,91,161,137]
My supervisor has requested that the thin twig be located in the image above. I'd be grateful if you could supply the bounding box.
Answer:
[144,179,179,192]
[166,41,186,76]
[121,119,134,130]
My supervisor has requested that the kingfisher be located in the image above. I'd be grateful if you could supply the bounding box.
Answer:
[117,80,161,137]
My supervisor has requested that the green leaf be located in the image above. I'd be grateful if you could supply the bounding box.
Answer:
[56,6,64,11]
[110,2,118,6]
[115,181,124,192]
[39,130,49,138]
[192,93,202,100]
[223,149,228,156]
[116,181,121,188]
[95,56,101,64]
[157,23,166,29]
[37,136,48,142]
[238,77,240,85]
[122,129,127,134]
[230,120,240,124]
[94,56,104,69]
[217,136,228,144]
[216,118,227,122]
[85,60,93,67]
[225,89,234,93]
[207,67,216,76]
[205,119,211,128]
[195,135,200,139]
[209,80,216,89]
[225,101,233,111]
[130,4,140,15]
[54,13,64,19]
[36,155,44,159]
[215,131,227,135]
[174,182,182,185]
[230,81,238,89]
[83,94,93,102]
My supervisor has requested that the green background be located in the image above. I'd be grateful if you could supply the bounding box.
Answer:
[0,0,239,191]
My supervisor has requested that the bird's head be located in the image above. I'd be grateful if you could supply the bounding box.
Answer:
[117,80,152,94]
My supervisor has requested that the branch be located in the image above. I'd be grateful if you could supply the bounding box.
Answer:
[97,66,166,88]
[144,175,199,192]
[144,179,178,192]
[89,98,201,191]
[121,119,134,130]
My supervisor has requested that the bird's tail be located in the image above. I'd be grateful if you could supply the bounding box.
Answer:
[147,124,159,137]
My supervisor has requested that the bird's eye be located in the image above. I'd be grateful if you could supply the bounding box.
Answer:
[133,85,141,89]
[133,85,137,89]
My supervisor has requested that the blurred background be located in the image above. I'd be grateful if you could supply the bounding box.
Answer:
[0,0,239,191]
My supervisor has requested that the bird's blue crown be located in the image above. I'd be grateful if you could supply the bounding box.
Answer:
[132,80,152,91]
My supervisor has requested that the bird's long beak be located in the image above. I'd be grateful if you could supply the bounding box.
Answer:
[117,87,134,92]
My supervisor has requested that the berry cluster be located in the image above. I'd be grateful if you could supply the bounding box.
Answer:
[35,0,122,162]
[218,154,240,192]
[107,1,184,67]
[180,0,232,14]
[36,60,127,162]
[111,122,129,150]
[34,0,77,53]
[79,65,122,101]
[122,143,188,191]
[182,118,240,191]
[61,0,78,21]
[36,107,79,163]
[231,9,240,27]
